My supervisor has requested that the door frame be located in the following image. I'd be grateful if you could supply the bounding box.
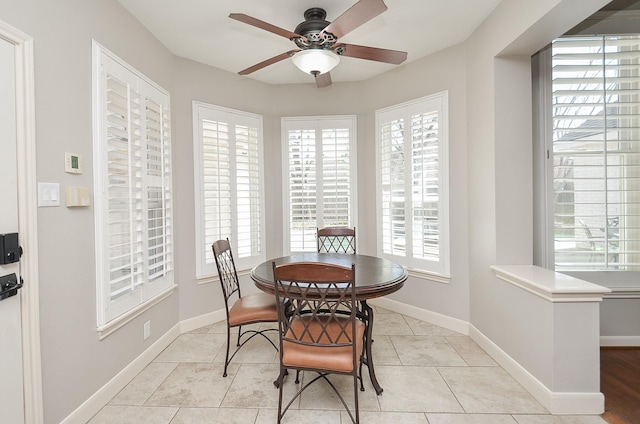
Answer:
[0,20,43,423]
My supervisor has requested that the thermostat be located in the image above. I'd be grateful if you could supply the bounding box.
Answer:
[65,152,83,174]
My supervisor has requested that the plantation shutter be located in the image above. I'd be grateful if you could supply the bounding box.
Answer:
[200,118,233,272]
[104,69,145,314]
[283,117,356,254]
[144,95,173,286]
[235,123,262,259]
[377,93,449,275]
[95,44,174,326]
[322,128,352,226]
[379,112,406,257]
[552,36,640,271]
[287,127,318,252]
[194,103,264,276]
[411,110,441,260]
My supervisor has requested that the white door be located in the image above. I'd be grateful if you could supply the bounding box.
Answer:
[0,36,25,424]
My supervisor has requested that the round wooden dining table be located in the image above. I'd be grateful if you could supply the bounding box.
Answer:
[250,252,408,394]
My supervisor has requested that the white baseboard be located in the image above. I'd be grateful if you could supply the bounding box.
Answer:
[369,297,470,335]
[60,324,181,424]
[63,302,609,421]
[371,298,604,414]
[469,325,604,415]
[62,311,229,423]
[600,335,640,347]
[180,309,226,333]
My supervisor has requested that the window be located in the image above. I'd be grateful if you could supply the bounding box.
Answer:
[92,42,174,328]
[549,36,640,272]
[282,116,357,253]
[376,93,450,275]
[193,102,265,276]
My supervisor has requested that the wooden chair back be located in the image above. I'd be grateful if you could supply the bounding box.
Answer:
[317,226,356,254]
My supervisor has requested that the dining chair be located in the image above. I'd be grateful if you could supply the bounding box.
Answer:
[212,238,278,377]
[272,261,364,424]
[317,226,356,254]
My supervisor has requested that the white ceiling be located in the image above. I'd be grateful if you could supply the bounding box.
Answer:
[117,0,501,86]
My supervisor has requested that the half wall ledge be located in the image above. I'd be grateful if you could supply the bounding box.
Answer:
[491,265,611,302]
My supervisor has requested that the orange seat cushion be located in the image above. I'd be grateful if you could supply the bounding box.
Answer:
[228,292,278,327]
[282,316,365,373]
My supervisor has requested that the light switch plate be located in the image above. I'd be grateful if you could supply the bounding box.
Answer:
[65,152,83,174]
[38,182,60,207]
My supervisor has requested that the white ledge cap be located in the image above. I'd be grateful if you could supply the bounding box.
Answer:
[491,265,611,303]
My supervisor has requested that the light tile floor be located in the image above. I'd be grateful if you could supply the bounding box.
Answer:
[90,307,607,424]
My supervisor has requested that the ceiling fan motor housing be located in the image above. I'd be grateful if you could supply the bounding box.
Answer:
[294,8,337,49]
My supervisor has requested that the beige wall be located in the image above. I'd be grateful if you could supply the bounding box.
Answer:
[171,43,471,322]
[0,0,617,421]
[466,0,611,388]
[361,44,471,320]
[0,1,178,422]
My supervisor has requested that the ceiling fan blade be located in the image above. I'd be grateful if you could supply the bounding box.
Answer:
[238,50,299,75]
[315,72,332,88]
[229,13,303,40]
[336,43,407,65]
[322,0,388,39]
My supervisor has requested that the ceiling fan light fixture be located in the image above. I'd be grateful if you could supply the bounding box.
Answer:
[291,49,340,76]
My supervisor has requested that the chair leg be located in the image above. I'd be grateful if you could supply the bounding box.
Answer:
[223,326,231,378]
[274,369,290,388]
[353,374,360,424]
[236,324,242,346]
[225,325,279,378]
[274,367,287,389]
[277,368,285,424]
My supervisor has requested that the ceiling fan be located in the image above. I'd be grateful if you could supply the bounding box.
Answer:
[229,0,408,88]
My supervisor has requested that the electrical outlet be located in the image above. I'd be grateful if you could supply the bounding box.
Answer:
[144,321,151,340]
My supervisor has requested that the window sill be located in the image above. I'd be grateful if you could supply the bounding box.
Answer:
[605,287,640,299]
[407,267,450,284]
[196,267,251,285]
[196,274,218,285]
[96,284,177,340]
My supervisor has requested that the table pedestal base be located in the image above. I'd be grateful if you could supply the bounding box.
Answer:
[359,300,383,395]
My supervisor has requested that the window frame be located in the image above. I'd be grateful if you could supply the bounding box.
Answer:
[92,41,175,332]
[375,92,450,277]
[192,101,266,278]
[281,115,358,254]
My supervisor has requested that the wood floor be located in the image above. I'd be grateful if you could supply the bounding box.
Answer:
[600,348,640,424]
